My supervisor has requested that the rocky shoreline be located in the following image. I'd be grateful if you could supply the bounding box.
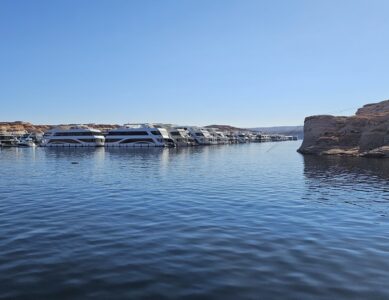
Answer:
[0,121,120,134]
[298,100,389,158]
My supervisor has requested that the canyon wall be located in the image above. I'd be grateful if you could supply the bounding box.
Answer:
[298,100,389,158]
[0,122,119,135]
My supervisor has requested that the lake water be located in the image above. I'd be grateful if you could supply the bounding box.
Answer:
[1,141,389,299]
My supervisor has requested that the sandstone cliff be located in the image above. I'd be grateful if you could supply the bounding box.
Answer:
[298,100,389,158]
[0,121,119,134]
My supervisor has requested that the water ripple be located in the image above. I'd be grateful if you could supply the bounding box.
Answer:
[1,142,389,299]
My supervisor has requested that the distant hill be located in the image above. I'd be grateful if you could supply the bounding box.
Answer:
[204,125,247,131]
[1,121,303,138]
[0,121,119,134]
[0,121,51,134]
[205,124,303,138]
[249,126,304,139]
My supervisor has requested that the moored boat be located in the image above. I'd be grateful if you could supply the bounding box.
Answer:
[168,128,196,147]
[17,133,36,147]
[0,133,19,147]
[182,127,217,145]
[105,124,175,147]
[42,126,105,147]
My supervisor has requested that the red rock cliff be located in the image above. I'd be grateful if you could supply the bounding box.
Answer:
[298,100,389,158]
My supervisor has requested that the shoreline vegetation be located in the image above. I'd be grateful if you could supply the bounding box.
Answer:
[298,99,389,158]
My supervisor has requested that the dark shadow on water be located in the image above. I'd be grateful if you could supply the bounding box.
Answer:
[302,155,389,211]
[303,155,389,181]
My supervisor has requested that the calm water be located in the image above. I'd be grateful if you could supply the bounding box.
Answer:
[1,141,389,299]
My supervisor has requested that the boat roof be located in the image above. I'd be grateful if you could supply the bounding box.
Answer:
[122,123,158,128]
[48,125,102,132]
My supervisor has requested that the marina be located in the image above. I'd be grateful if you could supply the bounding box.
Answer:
[0,123,298,148]
[2,0,389,298]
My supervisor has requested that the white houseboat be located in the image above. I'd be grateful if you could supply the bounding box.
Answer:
[168,128,196,147]
[0,133,19,147]
[181,127,218,145]
[42,126,105,147]
[206,128,229,144]
[105,124,175,147]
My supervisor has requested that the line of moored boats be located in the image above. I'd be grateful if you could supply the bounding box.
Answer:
[0,123,298,148]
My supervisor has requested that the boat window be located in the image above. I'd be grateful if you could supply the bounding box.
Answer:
[150,131,161,135]
[78,139,103,143]
[107,131,148,136]
[54,132,101,136]
[119,138,154,144]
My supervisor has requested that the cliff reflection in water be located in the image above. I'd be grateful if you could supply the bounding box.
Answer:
[303,155,389,181]
[303,155,389,213]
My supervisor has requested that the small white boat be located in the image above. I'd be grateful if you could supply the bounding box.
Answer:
[17,134,36,147]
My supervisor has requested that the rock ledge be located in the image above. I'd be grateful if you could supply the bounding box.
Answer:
[298,100,389,158]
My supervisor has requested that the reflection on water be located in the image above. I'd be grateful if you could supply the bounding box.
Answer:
[1,142,389,299]
[304,155,389,181]
[303,155,389,214]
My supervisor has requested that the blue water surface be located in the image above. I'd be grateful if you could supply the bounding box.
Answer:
[0,141,389,299]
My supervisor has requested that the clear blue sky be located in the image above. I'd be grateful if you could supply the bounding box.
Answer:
[1,0,389,127]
